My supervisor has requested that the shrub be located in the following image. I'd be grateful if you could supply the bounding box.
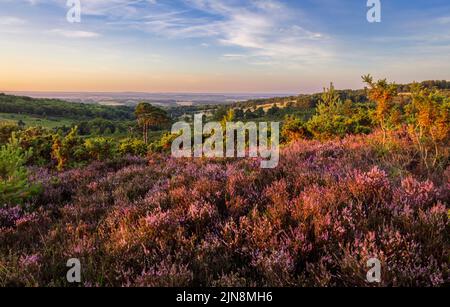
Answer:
[0,134,40,206]
[84,137,116,161]
[118,138,148,156]
[149,132,179,153]
[0,123,20,145]
[16,127,54,166]
[307,83,372,139]
[51,127,84,170]
[281,115,310,143]
[362,75,398,143]
[405,84,450,169]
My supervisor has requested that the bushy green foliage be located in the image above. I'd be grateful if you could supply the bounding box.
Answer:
[281,115,310,143]
[307,83,372,139]
[77,118,134,136]
[363,75,398,143]
[118,138,148,156]
[149,132,179,153]
[397,80,450,92]
[243,107,266,120]
[16,127,54,166]
[233,108,245,120]
[135,103,170,144]
[266,104,281,117]
[51,127,85,171]
[405,84,450,168]
[244,109,257,120]
[0,134,40,206]
[84,137,116,161]
[0,122,150,171]
[0,123,19,145]
[213,106,229,121]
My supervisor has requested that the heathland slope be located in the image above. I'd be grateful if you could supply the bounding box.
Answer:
[1,132,448,286]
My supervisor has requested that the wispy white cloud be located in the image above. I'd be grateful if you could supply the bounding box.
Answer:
[0,16,27,25]
[12,0,157,16]
[10,0,331,66]
[77,0,145,16]
[49,29,101,38]
[126,0,333,65]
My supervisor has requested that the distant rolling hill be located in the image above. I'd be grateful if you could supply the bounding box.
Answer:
[4,91,295,107]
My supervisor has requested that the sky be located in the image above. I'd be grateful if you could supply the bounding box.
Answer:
[0,0,449,93]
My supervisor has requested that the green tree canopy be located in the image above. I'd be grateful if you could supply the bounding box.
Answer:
[135,103,170,144]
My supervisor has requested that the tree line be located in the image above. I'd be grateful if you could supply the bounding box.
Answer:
[0,94,135,120]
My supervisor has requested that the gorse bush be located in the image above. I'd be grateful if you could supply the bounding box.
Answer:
[16,127,54,166]
[118,138,148,156]
[84,137,116,161]
[0,123,20,146]
[281,115,310,144]
[362,75,398,138]
[405,84,450,169]
[149,132,179,153]
[51,127,84,171]
[0,134,40,206]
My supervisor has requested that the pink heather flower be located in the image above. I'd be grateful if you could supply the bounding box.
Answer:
[398,176,436,207]
[20,254,40,267]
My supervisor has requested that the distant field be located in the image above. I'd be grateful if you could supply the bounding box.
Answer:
[0,113,74,128]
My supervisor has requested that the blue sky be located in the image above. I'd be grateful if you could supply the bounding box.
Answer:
[0,0,449,93]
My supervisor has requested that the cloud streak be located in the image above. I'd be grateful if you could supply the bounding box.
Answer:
[10,0,332,65]
[106,0,333,65]
[49,29,101,38]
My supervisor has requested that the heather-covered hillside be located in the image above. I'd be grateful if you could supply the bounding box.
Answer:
[1,131,448,287]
